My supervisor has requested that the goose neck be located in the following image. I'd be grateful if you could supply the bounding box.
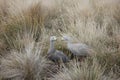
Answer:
[50,41,55,50]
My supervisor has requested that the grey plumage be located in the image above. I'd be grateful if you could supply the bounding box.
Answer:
[67,43,90,56]
[47,36,69,63]
[62,36,95,58]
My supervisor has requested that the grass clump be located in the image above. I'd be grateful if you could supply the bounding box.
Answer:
[51,57,105,80]
[0,42,50,80]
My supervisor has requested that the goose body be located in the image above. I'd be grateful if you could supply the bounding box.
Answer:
[47,36,69,63]
[62,36,95,58]
[67,43,90,56]
[48,50,69,63]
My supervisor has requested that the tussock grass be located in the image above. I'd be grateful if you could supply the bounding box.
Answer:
[51,57,120,80]
[0,42,49,80]
[51,57,104,80]
[0,0,62,51]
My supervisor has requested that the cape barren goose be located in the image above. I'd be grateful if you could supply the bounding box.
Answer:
[47,36,69,64]
[62,36,96,60]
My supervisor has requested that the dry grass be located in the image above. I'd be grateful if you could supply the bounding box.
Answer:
[51,57,120,80]
[0,42,50,80]
[50,57,104,80]
[0,0,120,80]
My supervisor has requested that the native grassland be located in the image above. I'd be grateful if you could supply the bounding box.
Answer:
[0,0,120,80]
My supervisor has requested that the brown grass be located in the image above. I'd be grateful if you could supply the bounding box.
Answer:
[0,42,50,80]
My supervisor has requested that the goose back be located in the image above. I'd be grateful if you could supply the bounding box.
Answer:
[67,43,90,56]
[48,50,69,63]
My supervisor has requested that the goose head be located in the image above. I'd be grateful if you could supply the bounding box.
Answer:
[50,36,57,42]
[62,36,72,42]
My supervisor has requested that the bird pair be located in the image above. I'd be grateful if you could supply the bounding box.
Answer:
[47,36,95,64]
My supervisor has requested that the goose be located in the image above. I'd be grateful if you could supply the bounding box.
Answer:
[62,36,96,60]
[47,36,69,64]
